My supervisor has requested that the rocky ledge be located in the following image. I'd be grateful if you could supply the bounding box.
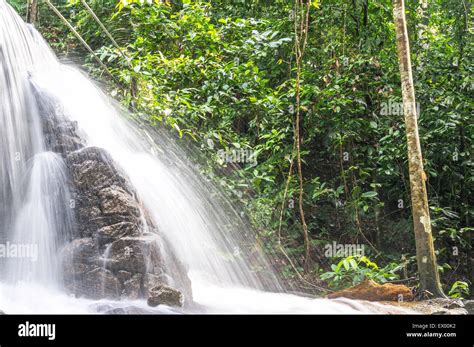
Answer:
[386,298,473,315]
[327,279,472,314]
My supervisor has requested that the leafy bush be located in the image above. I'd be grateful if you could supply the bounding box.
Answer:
[320,255,402,290]
[23,0,472,294]
[448,281,470,299]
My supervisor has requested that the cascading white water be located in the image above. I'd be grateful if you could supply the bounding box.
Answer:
[0,1,74,290]
[7,151,74,287]
[0,1,413,314]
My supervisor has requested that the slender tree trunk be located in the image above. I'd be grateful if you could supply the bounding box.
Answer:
[26,0,38,25]
[363,0,369,27]
[351,0,360,36]
[392,0,445,298]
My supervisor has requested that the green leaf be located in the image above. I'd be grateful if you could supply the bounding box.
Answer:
[361,191,378,199]
[343,259,350,271]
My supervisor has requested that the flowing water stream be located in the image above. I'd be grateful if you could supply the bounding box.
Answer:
[0,1,411,314]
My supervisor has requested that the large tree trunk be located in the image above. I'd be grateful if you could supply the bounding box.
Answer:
[392,0,445,298]
[26,0,38,25]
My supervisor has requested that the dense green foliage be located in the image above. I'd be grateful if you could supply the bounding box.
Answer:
[11,0,472,297]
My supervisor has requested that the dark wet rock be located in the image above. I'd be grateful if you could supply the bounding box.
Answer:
[143,273,170,295]
[66,146,142,241]
[61,238,101,292]
[61,238,98,265]
[63,145,152,300]
[40,106,85,154]
[67,147,133,194]
[116,270,132,284]
[83,268,121,300]
[147,284,183,307]
[51,121,84,153]
[97,222,139,246]
[98,186,141,217]
[107,238,147,274]
[65,262,96,279]
[122,274,143,300]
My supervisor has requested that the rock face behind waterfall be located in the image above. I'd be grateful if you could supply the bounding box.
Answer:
[36,89,192,307]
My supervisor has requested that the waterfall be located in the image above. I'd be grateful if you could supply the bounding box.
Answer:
[0,1,70,286]
[7,151,74,287]
[0,1,411,314]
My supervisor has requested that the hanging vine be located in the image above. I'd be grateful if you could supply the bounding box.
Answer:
[293,0,312,271]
